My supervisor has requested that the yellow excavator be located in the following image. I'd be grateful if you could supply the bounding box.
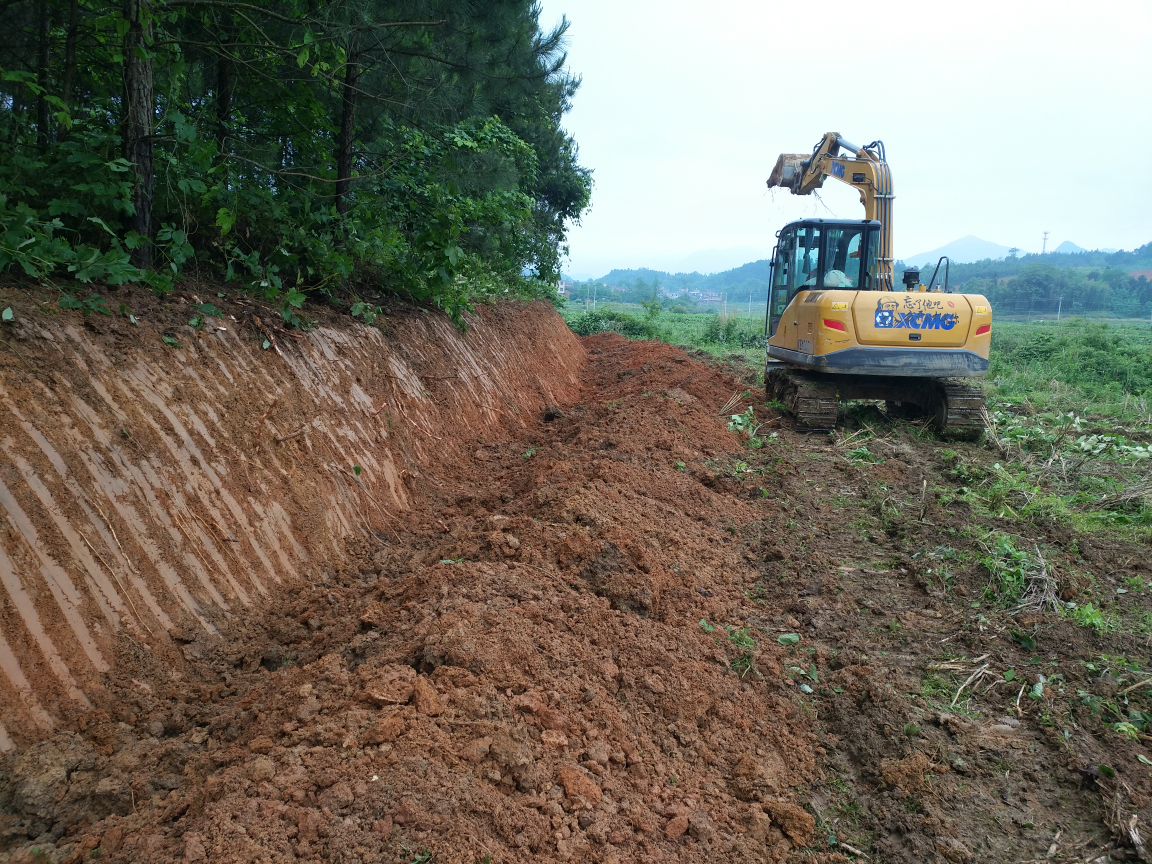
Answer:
[764,132,991,435]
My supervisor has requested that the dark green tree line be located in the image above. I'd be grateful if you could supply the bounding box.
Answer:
[0,0,591,323]
[963,263,1152,317]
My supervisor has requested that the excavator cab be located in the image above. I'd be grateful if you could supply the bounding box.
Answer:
[768,219,880,337]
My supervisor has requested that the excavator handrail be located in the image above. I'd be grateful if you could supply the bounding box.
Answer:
[926,256,951,293]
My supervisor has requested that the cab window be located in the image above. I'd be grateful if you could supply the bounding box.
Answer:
[768,229,795,336]
[769,226,821,336]
[824,226,863,288]
[797,226,821,288]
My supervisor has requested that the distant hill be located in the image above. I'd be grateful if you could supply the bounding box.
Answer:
[1053,240,1119,255]
[572,238,1152,304]
[673,246,766,275]
[568,259,772,307]
[597,259,769,288]
[903,235,1016,266]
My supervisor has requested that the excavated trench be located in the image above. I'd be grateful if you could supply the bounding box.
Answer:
[0,289,1147,864]
[0,294,831,863]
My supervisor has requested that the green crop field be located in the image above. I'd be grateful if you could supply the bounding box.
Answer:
[560,302,768,361]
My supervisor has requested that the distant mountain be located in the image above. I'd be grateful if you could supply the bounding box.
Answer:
[596,259,770,286]
[672,246,766,275]
[902,235,1016,266]
[1053,240,1119,255]
[597,267,673,285]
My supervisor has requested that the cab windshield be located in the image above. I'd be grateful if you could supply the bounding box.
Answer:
[824,226,877,289]
[768,223,878,336]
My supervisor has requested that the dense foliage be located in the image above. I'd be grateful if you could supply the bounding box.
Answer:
[961,263,1152,317]
[0,0,591,323]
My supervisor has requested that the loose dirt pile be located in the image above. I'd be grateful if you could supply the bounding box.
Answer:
[0,330,836,864]
[2,310,1151,864]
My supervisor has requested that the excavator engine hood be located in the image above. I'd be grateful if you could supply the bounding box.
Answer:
[767,154,809,193]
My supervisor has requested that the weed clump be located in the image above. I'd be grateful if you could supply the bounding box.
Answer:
[567,309,659,339]
[1070,602,1118,633]
[978,533,1030,606]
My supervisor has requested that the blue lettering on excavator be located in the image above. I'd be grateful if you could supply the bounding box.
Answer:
[831,162,845,179]
[875,298,957,331]
[876,308,958,330]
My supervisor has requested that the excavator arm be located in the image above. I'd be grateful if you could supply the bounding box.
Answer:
[767,132,895,291]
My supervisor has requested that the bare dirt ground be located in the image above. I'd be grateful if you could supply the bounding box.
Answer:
[2,328,1151,864]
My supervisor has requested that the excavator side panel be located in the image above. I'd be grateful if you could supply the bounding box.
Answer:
[851,291,972,347]
[767,289,992,377]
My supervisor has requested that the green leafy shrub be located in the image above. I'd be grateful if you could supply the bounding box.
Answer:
[567,309,658,339]
[702,314,763,347]
[1070,603,1117,632]
[979,533,1030,605]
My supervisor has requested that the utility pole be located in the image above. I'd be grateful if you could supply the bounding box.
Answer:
[1057,296,1062,322]
[1042,231,1049,255]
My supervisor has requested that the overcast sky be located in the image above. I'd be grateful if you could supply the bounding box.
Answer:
[538,0,1152,278]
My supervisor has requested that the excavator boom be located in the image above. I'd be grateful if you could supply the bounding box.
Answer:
[767,132,895,291]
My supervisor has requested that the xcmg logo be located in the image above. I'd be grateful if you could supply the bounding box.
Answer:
[874,299,957,330]
[831,162,846,179]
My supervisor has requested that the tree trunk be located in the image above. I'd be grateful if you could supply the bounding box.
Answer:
[35,0,51,152]
[335,33,359,216]
[214,25,234,157]
[122,0,154,267]
[60,0,79,114]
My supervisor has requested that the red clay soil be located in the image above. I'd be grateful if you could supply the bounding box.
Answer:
[0,332,836,864]
[3,326,1152,864]
[0,289,583,744]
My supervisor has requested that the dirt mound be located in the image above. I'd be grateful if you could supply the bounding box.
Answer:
[0,331,834,863]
